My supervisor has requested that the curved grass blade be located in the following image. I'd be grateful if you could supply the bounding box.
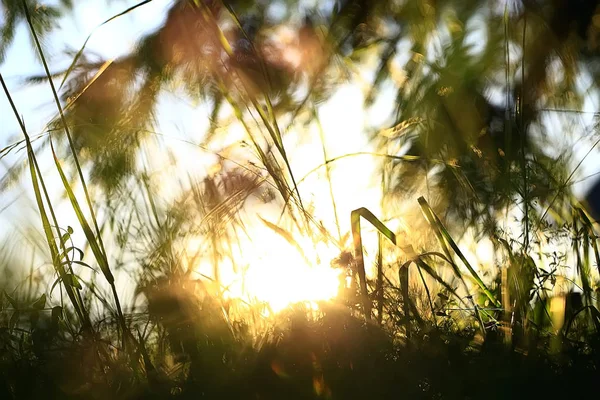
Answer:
[351,207,396,320]
[258,216,311,266]
[418,196,501,307]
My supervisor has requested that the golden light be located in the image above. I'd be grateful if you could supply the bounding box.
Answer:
[171,81,386,314]
[238,232,343,313]
[192,225,344,314]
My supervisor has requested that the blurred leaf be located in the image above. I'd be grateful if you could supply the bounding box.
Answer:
[31,294,46,310]
[51,274,82,294]
[59,246,84,262]
[4,291,18,309]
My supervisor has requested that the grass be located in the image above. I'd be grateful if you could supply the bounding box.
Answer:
[2,1,600,399]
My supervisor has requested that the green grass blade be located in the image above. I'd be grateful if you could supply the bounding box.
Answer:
[412,257,470,310]
[399,262,410,336]
[351,207,397,320]
[577,207,600,277]
[22,0,129,345]
[0,73,89,327]
[50,148,114,283]
[418,197,501,307]
[21,0,108,262]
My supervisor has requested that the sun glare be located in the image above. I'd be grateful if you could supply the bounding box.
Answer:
[190,219,344,313]
[183,82,384,313]
[241,244,343,313]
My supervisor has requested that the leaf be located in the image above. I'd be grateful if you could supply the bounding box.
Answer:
[4,291,18,309]
[60,226,74,243]
[60,232,71,243]
[59,246,84,261]
[32,294,46,310]
[61,260,97,272]
[50,277,61,296]
[351,208,397,244]
[50,274,83,294]
[52,149,114,284]
[64,274,82,290]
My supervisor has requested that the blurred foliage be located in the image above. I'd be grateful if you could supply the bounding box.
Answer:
[2,0,596,224]
[0,0,72,61]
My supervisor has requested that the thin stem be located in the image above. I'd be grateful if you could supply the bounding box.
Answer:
[520,13,529,251]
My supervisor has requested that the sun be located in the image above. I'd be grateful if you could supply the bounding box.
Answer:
[240,232,343,312]
[187,206,347,314]
[211,222,344,313]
